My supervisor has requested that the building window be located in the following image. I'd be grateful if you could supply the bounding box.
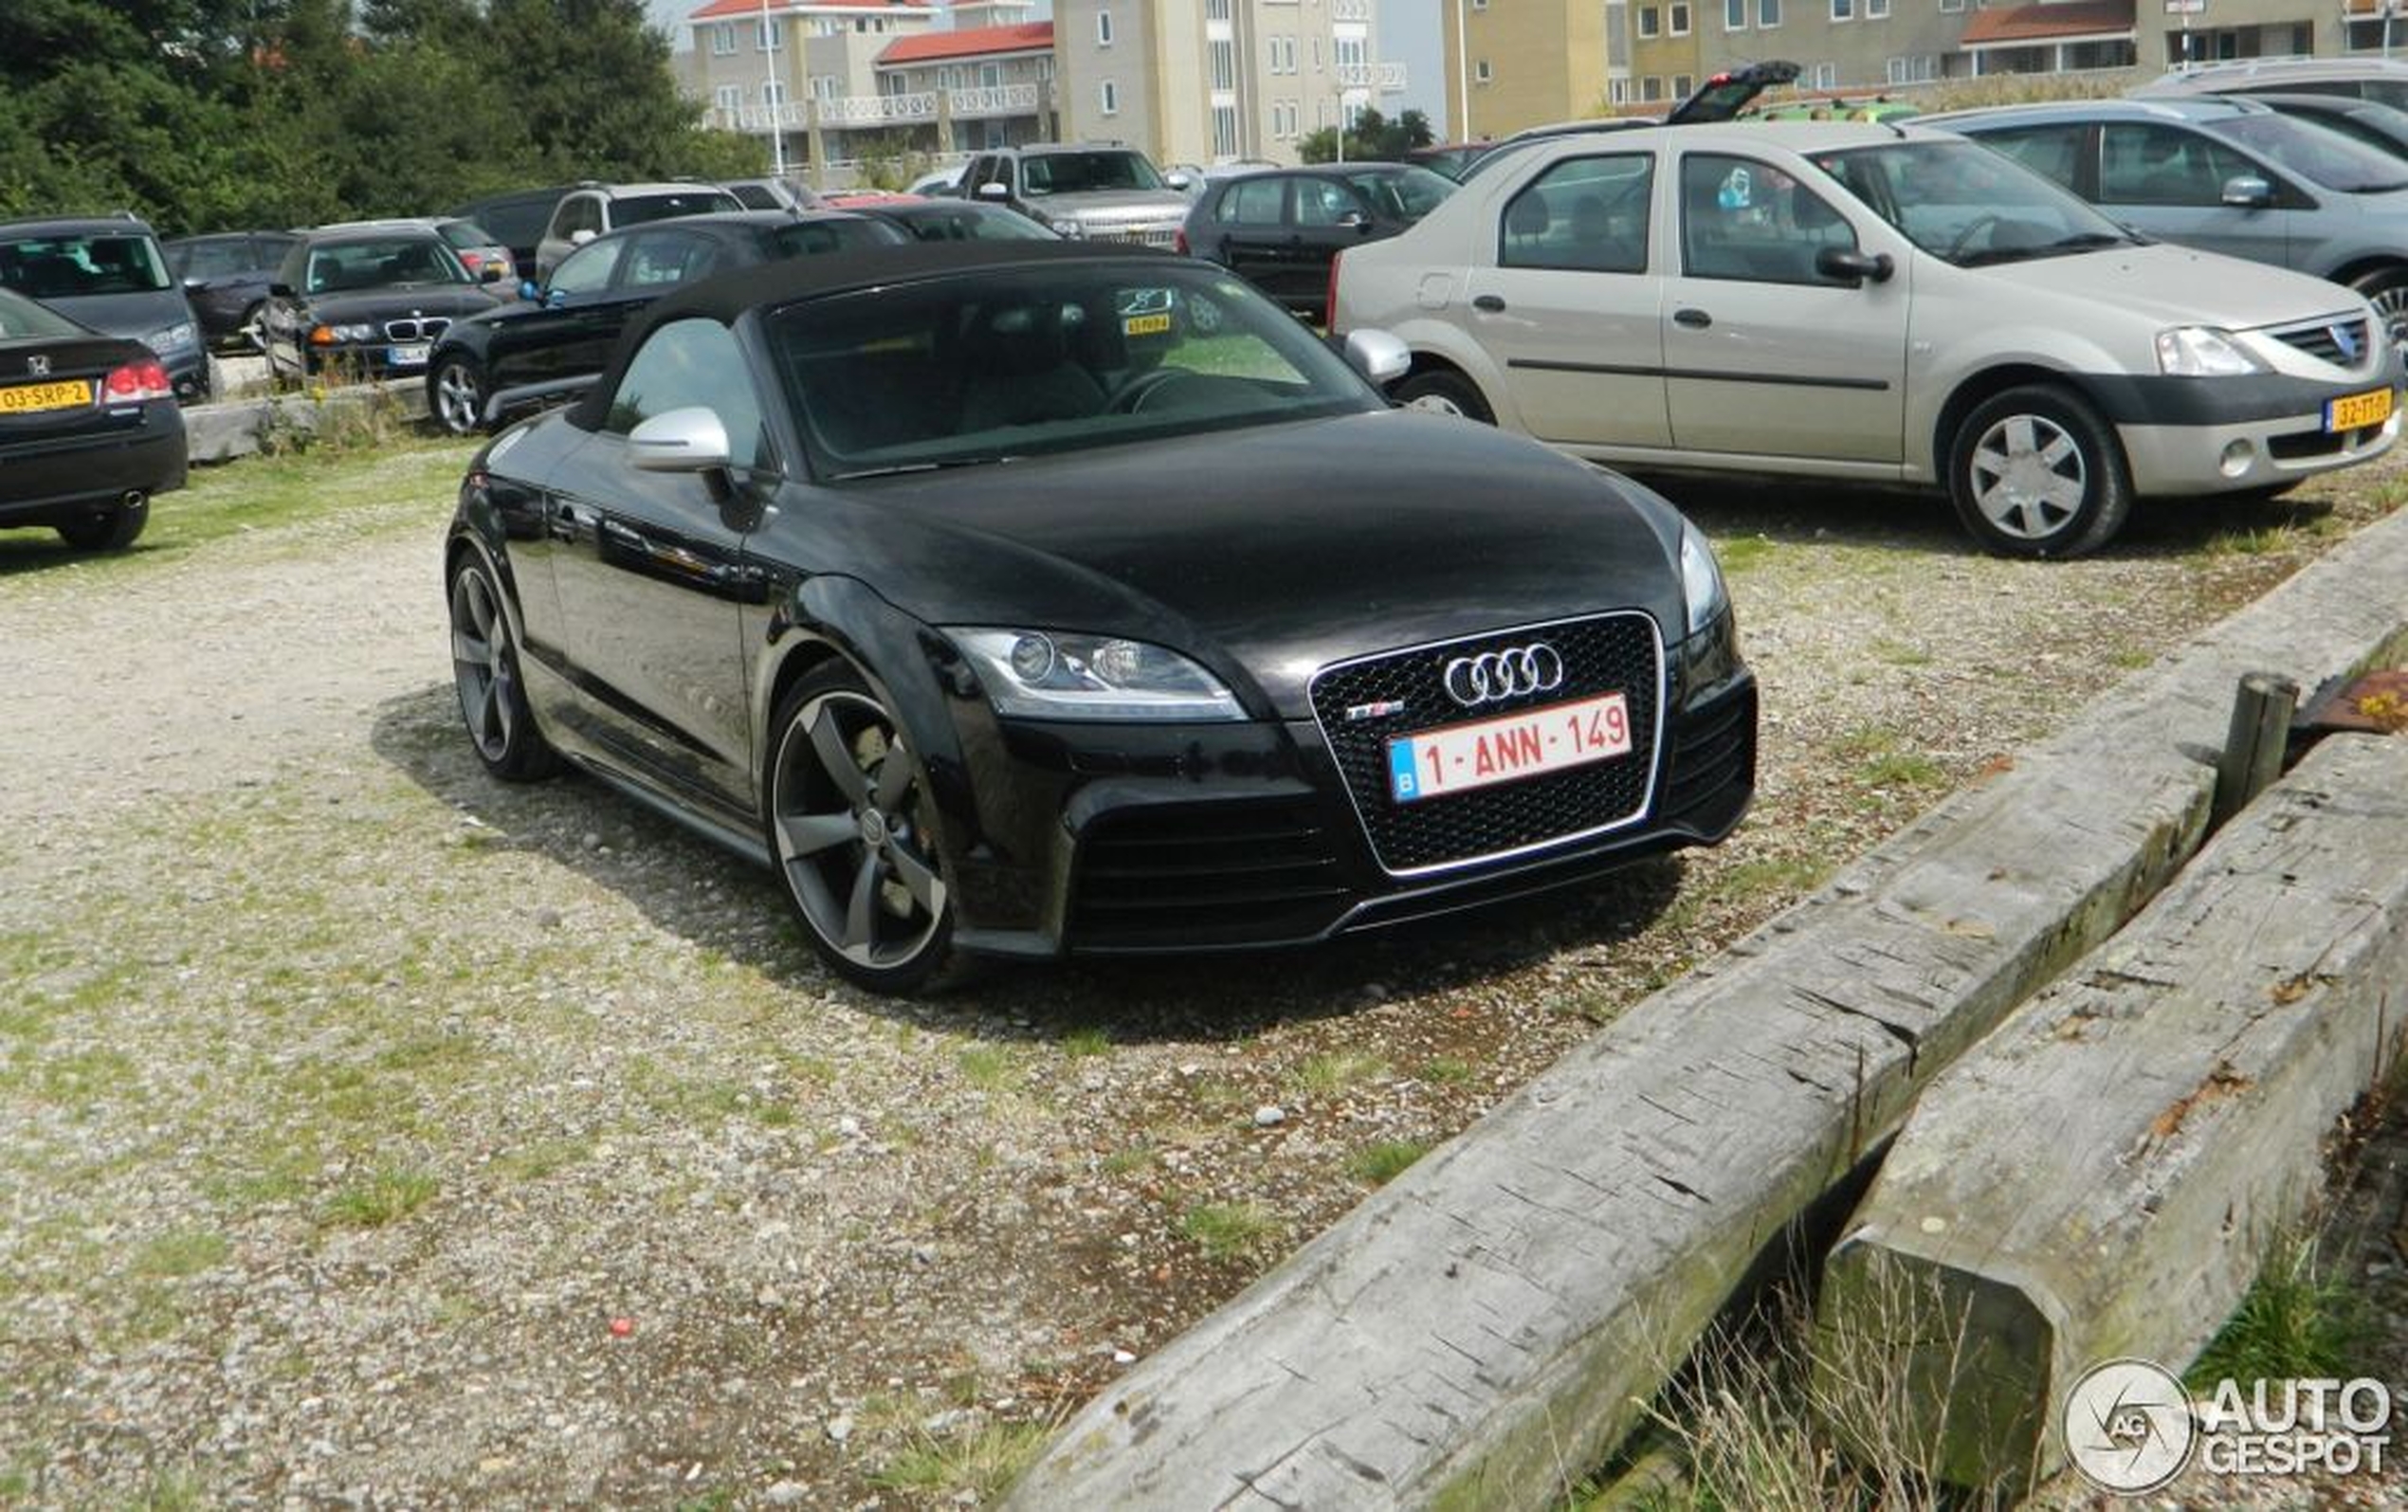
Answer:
[1938,0,1963,12]
[1207,0,1231,16]
[1832,0,1852,19]
[714,83,742,111]
[1213,104,1240,155]
[1475,58,1492,82]
[1759,0,1781,27]
[1725,0,1747,27]
[710,22,736,54]
[1868,0,1889,16]
[1638,6,1662,36]
[1098,9,1114,46]
[1811,62,1836,86]
[1885,53,1935,82]
[1640,75,1665,101]
[765,81,788,107]
[1671,2,1691,33]
[1611,77,1631,103]
[1674,72,1694,94]
[1100,79,1120,114]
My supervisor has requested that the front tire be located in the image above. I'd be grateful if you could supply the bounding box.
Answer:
[2349,264,2408,351]
[766,665,962,995]
[54,494,148,552]
[448,553,558,780]
[430,355,489,437]
[1946,385,2131,559]
[1393,368,1496,425]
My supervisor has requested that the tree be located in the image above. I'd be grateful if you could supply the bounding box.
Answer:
[1297,106,1438,166]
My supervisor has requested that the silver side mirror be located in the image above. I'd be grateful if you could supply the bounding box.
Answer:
[2221,175,2274,209]
[629,407,732,473]
[1342,328,1412,387]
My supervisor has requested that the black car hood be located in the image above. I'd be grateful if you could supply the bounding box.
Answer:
[31,289,192,342]
[303,284,504,322]
[803,410,1687,718]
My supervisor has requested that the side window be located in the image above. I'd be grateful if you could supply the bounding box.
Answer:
[605,318,770,474]
[2100,124,2246,206]
[622,229,714,287]
[1976,125,2086,193]
[546,239,622,298]
[1500,154,1654,273]
[1294,179,1367,228]
[1679,153,1856,284]
[560,196,603,239]
[1219,177,1286,225]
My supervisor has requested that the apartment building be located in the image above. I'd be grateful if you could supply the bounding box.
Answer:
[1050,0,1403,169]
[1440,0,1610,139]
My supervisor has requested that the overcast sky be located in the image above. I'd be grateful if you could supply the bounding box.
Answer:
[645,0,1450,135]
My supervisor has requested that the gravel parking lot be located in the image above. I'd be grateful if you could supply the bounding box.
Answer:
[3,439,2403,1506]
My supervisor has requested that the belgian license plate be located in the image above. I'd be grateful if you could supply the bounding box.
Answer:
[1386,692,1633,805]
[387,343,430,368]
[2325,388,2393,432]
[0,378,93,414]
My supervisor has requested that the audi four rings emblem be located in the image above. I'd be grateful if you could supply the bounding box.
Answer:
[1442,643,1565,707]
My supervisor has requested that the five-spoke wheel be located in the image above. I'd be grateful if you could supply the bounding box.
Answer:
[449,554,557,779]
[430,355,489,437]
[768,666,958,993]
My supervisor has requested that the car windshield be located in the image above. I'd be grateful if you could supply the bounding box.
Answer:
[2200,113,2408,192]
[1341,166,1459,221]
[766,218,910,257]
[0,232,173,299]
[766,262,1379,477]
[1022,152,1167,195]
[891,207,1055,242]
[613,191,743,227]
[1813,138,2140,266]
[304,237,471,293]
[0,285,87,339]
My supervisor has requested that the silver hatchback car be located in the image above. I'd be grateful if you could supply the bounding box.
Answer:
[1331,121,2401,557]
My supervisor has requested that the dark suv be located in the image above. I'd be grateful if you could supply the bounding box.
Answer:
[0,213,211,402]
[1180,163,1456,322]
[960,143,1195,247]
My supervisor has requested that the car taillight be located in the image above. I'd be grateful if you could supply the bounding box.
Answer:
[1175,228,1189,255]
[1326,249,1344,332]
[102,360,173,401]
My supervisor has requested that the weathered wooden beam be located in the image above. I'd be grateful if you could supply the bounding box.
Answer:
[1003,510,2408,1512]
[1817,730,2408,1498]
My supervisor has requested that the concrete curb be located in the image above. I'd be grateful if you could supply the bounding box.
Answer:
[184,379,429,465]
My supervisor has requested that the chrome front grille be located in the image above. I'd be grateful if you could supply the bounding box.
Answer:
[2271,317,2372,367]
[383,317,450,342]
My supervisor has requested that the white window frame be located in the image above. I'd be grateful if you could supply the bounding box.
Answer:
[1670,2,1692,34]
[1725,0,1748,27]
[1831,0,1852,20]
[1868,0,1890,16]
[1100,79,1120,115]
[1759,0,1782,27]
[1475,58,1492,82]
[710,22,736,55]
[1638,6,1662,37]
[757,17,780,50]
[714,83,742,111]
[1098,9,1114,46]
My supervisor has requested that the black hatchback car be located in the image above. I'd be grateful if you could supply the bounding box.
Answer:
[443,243,1755,993]
[0,286,186,551]
[259,226,511,381]
[163,230,301,350]
[424,210,907,435]
[1178,163,1457,321]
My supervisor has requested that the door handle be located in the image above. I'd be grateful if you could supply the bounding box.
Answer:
[1471,294,1506,313]
[1673,307,1712,329]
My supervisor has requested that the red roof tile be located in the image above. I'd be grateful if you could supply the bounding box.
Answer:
[878,20,1053,64]
[1961,0,2135,46]
[687,0,931,24]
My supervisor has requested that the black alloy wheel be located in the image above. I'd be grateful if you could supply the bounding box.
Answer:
[1946,384,2132,559]
[448,553,558,780]
[766,665,960,994]
[430,355,490,437]
[54,494,148,552]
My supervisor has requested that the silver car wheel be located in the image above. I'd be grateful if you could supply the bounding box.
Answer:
[432,357,485,437]
[1968,411,2087,542]
[450,564,519,760]
[772,690,948,974]
[1405,392,1470,418]
[2364,281,2408,352]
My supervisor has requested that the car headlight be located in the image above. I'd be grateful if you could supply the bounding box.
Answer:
[951,628,1244,720]
[1048,216,1085,239]
[144,321,197,354]
[2156,326,2263,377]
[310,322,378,345]
[1678,523,1730,637]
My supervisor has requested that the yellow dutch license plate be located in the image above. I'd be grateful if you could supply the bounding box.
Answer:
[0,378,94,415]
[2325,388,2393,433]
[1122,312,1173,337]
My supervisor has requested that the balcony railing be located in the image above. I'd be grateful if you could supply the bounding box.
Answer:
[1334,61,1409,93]
[711,82,1048,134]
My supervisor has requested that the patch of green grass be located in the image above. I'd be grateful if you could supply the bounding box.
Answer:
[321,1166,440,1229]
[1179,1200,1284,1264]
[1870,636,1933,667]
[1101,1141,1158,1176]
[1346,1139,1429,1187]
[1831,726,1945,791]
[1059,1025,1112,1058]
[131,1229,230,1280]
[672,1490,737,1512]
[1296,1050,1388,1097]
[132,1467,209,1511]
[2204,523,2298,558]
[1712,535,1779,574]
[492,1136,593,1184]
[1418,1055,1476,1084]
[956,1044,1021,1092]
[868,1418,1056,1501]
[2188,1236,2368,1388]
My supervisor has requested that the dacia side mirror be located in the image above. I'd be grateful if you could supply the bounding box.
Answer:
[2221,175,2274,209]
[1341,328,1412,386]
[976,181,1010,201]
[1815,246,1894,285]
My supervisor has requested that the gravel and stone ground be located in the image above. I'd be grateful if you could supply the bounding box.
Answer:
[3,438,2404,1508]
